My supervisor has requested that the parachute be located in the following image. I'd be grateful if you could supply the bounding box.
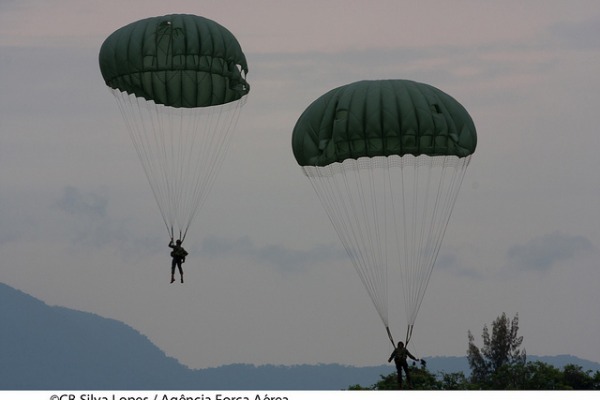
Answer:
[99,14,249,241]
[292,80,476,345]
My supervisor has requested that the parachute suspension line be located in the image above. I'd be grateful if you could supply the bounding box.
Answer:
[411,157,434,326]
[113,90,172,236]
[414,157,455,318]
[302,155,471,341]
[191,96,247,238]
[302,159,390,328]
[356,158,389,326]
[386,325,396,347]
[310,163,371,305]
[163,105,183,240]
[355,159,390,326]
[182,98,246,241]
[405,324,414,345]
[399,156,423,326]
[112,88,246,241]
[385,156,402,343]
[396,155,472,327]
[397,156,415,328]
[420,156,471,323]
[375,158,390,331]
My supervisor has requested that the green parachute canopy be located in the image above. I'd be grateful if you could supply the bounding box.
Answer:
[292,79,476,166]
[99,14,249,108]
[99,14,249,241]
[292,79,477,346]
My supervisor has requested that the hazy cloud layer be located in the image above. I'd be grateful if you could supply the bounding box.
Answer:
[57,186,108,218]
[202,235,346,274]
[507,231,594,272]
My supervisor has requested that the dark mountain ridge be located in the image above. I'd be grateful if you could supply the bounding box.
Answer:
[1,282,598,389]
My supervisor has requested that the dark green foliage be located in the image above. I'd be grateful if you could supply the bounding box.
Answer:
[438,372,472,390]
[467,312,526,388]
[519,361,569,390]
[350,313,600,390]
[349,365,478,390]
[349,361,600,390]
[349,364,442,390]
[563,364,599,390]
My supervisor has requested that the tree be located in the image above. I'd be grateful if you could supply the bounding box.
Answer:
[348,364,440,390]
[438,372,472,390]
[563,364,597,390]
[467,312,526,388]
[349,360,600,390]
[520,361,568,390]
[349,312,600,390]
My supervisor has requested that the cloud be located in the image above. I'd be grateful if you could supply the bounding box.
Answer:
[435,252,484,279]
[201,235,346,273]
[55,186,121,248]
[54,186,162,258]
[507,231,594,272]
[56,186,107,218]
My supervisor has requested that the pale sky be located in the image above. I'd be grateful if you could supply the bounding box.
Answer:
[1,0,599,370]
